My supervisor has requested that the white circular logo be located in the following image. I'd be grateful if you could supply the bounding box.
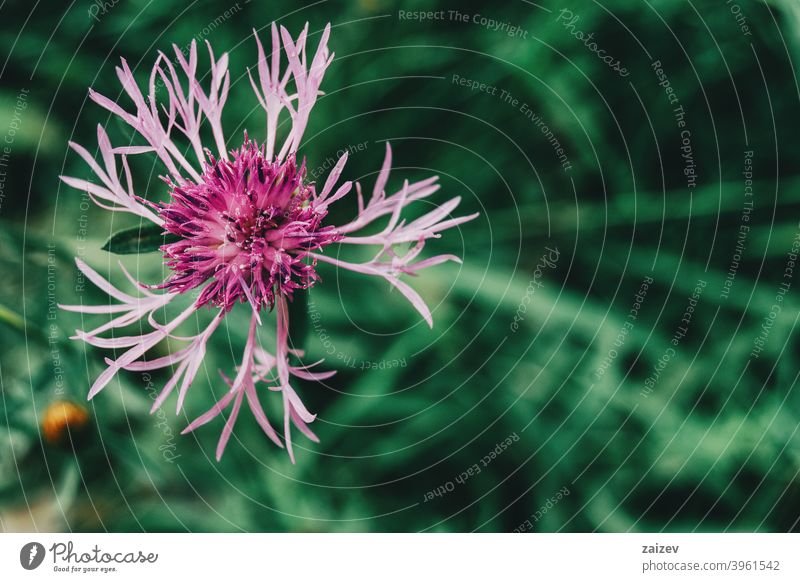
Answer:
[19,542,46,570]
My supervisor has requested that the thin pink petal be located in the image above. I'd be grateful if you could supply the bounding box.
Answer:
[216,388,245,461]
[182,388,238,434]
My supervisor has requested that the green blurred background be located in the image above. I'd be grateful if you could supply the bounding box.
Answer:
[2,0,800,532]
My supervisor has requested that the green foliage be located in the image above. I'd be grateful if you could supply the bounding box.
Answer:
[1,0,799,532]
[101,224,177,254]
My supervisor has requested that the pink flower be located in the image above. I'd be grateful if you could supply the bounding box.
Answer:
[59,23,477,462]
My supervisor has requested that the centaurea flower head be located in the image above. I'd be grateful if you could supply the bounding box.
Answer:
[158,138,339,311]
[60,23,477,462]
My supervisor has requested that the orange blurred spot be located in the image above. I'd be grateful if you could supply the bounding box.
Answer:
[41,401,89,444]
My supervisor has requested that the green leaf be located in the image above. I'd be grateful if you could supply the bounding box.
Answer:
[0,303,27,334]
[101,224,178,255]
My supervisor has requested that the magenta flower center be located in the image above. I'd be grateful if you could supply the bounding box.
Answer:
[158,140,339,310]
